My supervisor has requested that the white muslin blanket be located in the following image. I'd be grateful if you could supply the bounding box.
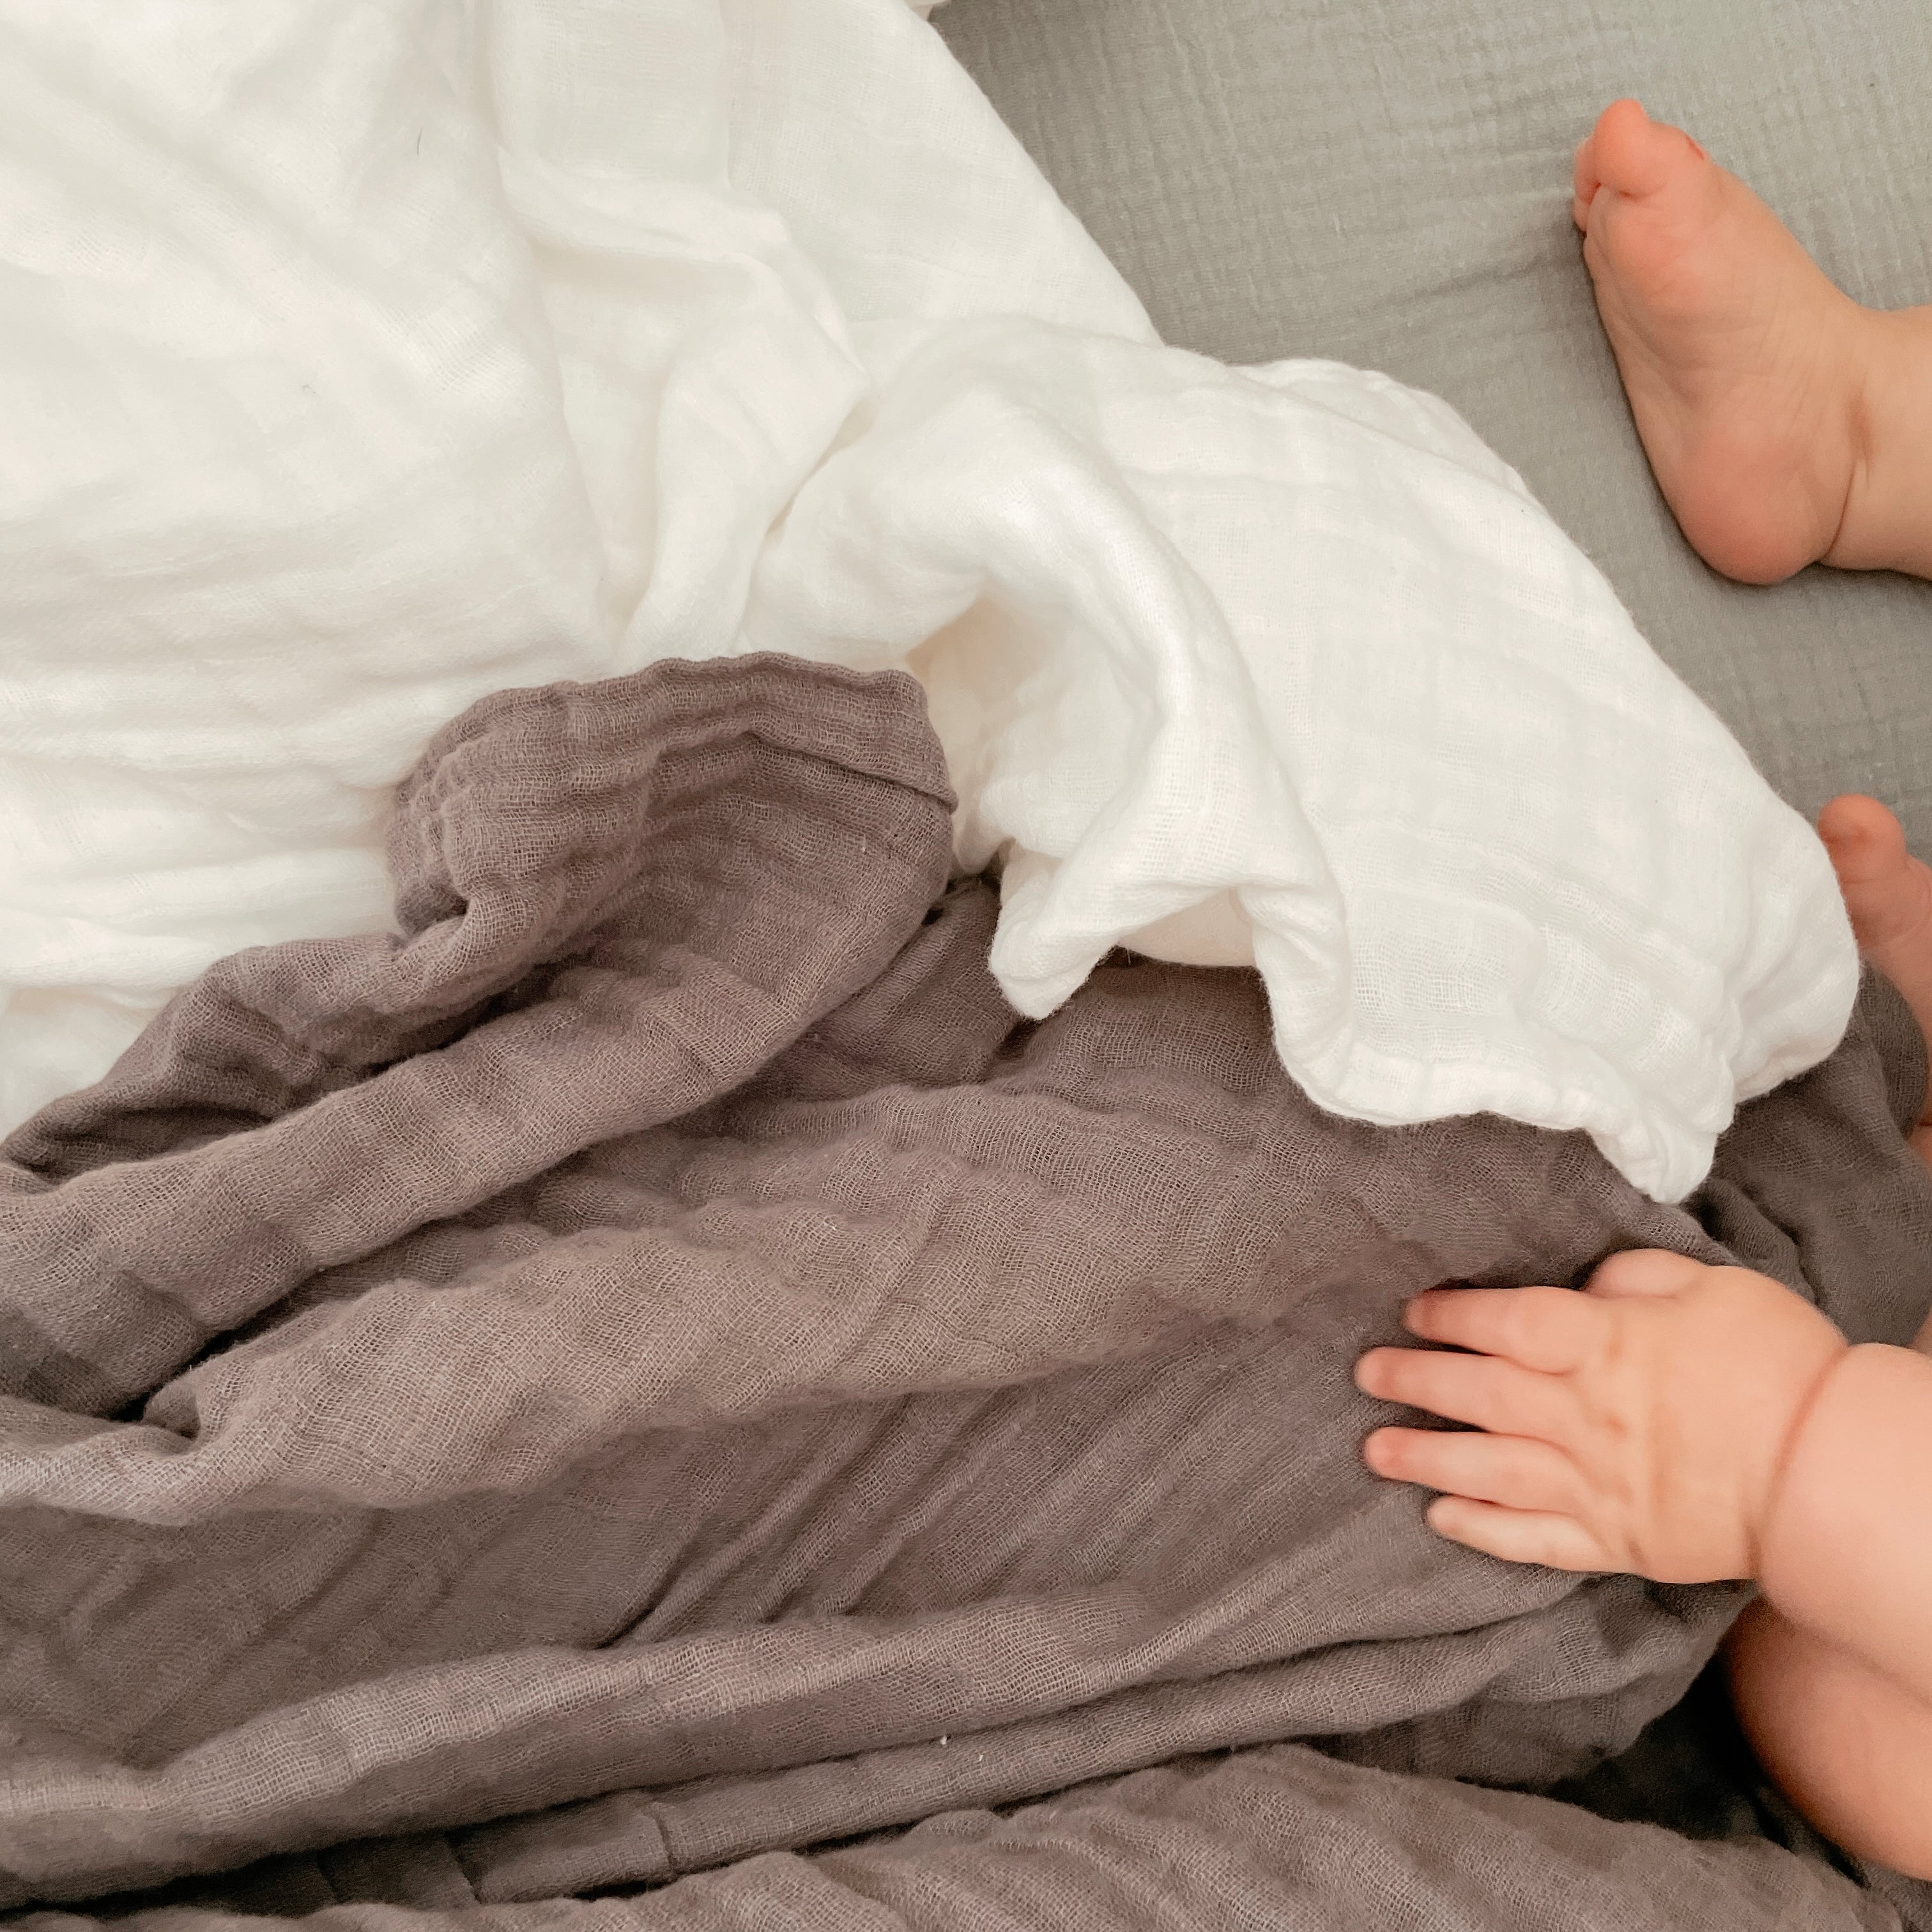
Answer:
[0,0,1856,1200]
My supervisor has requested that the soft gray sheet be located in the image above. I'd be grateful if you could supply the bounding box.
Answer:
[938,0,1932,855]
[2,655,1930,1925]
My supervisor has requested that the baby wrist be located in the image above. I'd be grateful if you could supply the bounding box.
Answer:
[1754,1342,1919,1622]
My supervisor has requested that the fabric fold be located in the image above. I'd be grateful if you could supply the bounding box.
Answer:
[1,652,1926,1912]
[0,0,1862,1200]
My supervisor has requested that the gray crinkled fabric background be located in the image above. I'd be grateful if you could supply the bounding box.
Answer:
[9,0,1932,1916]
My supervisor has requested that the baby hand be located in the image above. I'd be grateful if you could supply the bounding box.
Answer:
[1354,1252,1848,1583]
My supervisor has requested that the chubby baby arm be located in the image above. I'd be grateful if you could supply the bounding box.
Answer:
[1356,1252,1932,1874]
[1729,1335,1932,1876]
[1728,1598,1932,1878]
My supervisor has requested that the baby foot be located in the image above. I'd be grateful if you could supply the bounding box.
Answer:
[1819,794,1932,1165]
[1573,100,1878,585]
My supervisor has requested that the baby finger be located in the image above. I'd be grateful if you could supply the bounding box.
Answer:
[1423,1496,1608,1573]
[1400,1284,1597,1373]
[1363,1425,1579,1514]
[1356,1344,1575,1443]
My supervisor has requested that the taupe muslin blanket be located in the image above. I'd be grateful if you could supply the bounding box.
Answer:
[4,656,1932,1929]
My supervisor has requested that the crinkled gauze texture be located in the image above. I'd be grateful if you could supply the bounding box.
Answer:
[0,653,1928,1915]
[0,0,1856,1197]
